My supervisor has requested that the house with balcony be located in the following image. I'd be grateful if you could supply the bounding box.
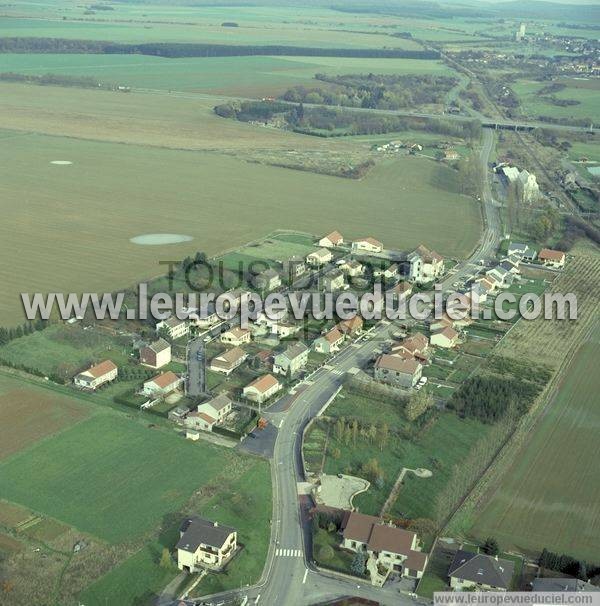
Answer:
[176,516,237,572]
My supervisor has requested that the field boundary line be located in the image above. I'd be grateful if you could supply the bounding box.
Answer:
[443,308,599,536]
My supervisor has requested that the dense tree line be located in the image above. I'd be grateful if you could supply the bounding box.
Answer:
[450,375,540,423]
[449,356,550,423]
[214,99,481,139]
[280,73,458,110]
[0,72,104,88]
[0,37,440,59]
[556,215,600,251]
[539,548,600,582]
[0,320,47,346]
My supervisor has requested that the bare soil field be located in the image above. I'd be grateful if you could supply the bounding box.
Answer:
[0,381,90,460]
[0,501,31,529]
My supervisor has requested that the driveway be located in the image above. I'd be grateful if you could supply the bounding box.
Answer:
[314,473,370,510]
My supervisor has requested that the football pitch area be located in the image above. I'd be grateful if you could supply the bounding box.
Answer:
[469,324,600,562]
[0,410,231,543]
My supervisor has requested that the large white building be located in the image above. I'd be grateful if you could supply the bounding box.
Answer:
[407,245,444,284]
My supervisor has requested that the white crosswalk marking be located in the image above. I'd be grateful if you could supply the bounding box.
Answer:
[275,548,303,557]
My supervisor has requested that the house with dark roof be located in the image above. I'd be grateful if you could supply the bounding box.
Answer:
[448,550,515,592]
[341,511,428,585]
[139,338,171,369]
[176,516,237,572]
[273,342,309,377]
[507,242,536,261]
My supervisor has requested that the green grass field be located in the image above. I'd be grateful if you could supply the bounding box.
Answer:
[469,326,600,562]
[0,324,132,377]
[0,53,450,96]
[0,412,232,543]
[512,78,599,122]
[0,15,422,49]
[81,457,271,605]
[0,130,480,326]
[316,393,491,518]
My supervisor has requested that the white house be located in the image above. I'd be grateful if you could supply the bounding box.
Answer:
[273,342,309,377]
[323,269,346,291]
[177,516,237,573]
[139,338,171,369]
[538,248,566,268]
[407,245,444,284]
[156,316,189,340]
[313,326,344,354]
[142,371,182,396]
[209,347,248,375]
[430,326,459,349]
[220,326,252,346]
[351,237,383,254]
[340,259,364,277]
[243,374,282,403]
[507,242,536,261]
[255,268,282,292]
[307,248,333,267]
[318,230,344,248]
[73,360,118,390]
[197,393,233,426]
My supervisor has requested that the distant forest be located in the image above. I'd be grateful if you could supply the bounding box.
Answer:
[0,38,440,60]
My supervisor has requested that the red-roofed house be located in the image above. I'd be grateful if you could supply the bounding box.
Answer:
[313,327,344,354]
[318,230,344,248]
[538,248,566,268]
[243,374,282,404]
[142,371,182,396]
[73,360,118,390]
[430,326,459,349]
[341,511,428,584]
[337,316,364,338]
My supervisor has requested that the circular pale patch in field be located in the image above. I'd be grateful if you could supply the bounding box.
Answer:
[130,233,194,246]
[50,160,73,165]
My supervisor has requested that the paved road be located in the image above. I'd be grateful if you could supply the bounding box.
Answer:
[186,337,205,397]
[173,130,502,606]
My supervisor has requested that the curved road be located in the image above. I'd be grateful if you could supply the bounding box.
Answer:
[182,129,501,606]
